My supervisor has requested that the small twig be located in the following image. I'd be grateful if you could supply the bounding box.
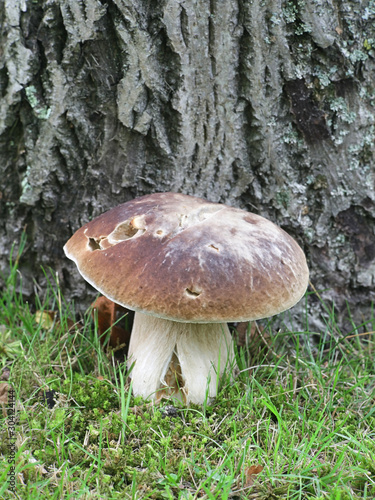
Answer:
[344,331,375,340]
[239,364,283,374]
[268,383,317,398]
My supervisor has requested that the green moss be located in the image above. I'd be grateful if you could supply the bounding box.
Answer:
[58,374,118,410]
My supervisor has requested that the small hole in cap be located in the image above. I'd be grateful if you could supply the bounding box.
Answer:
[185,288,201,298]
[108,217,146,244]
[88,238,102,251]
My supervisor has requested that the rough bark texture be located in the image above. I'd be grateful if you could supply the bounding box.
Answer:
[1,0,374,333]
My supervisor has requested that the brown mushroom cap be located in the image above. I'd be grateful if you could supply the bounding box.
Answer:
[64,192,309,323]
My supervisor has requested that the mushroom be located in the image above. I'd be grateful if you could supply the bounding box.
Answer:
[64,192,309,404]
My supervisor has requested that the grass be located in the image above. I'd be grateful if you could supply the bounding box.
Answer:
[0,238,375,499]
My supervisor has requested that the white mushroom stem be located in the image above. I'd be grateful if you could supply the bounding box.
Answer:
[127,312,236,404]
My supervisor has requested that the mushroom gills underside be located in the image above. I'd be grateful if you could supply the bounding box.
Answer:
[127,312,236,404]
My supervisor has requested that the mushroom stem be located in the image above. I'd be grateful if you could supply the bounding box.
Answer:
[127,312,236,404]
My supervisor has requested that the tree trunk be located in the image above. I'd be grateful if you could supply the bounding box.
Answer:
[1,0,374,332]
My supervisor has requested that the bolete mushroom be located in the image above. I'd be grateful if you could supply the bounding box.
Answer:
[64,192,309,404]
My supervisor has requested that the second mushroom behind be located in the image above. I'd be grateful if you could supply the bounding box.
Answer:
[64,192,309,404]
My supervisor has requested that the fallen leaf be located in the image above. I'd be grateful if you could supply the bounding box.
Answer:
[0,382,10,416]
[245,464,264,487]
[91,296,132,352]
[234,321,255,347]
[233,321,271,360]
[1,367,10,381]
[0,382,9,403]
[36,311,78,336]
[35,310,56,329]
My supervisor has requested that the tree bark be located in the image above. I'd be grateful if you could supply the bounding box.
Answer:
[1,0,374,332]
